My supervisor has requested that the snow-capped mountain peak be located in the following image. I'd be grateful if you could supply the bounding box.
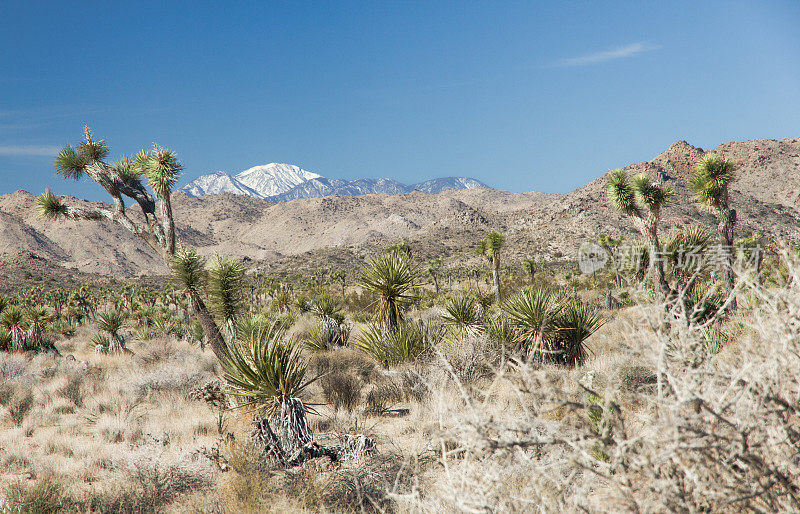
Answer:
[234,163,321,198]
[179,163,320,199]
[178,163,487,201]
[179,171,262,198]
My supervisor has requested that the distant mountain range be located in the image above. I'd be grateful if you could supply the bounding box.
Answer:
[178,163,486,201]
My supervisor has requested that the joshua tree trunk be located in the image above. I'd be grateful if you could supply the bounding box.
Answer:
[718,186,736,294]
[492,257,502,303]
[637,211,670,298]
[431,273,440,295]
[189,292,228,362]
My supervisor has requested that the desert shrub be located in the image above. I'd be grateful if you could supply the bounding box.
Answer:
[57,373,85,407]
[365,382,404,415]
[320,372,363,413]
[321,453,412,513]
[5,389,34,426]
[6,474,69,513]
[304,323,351,352]
[355,322,437,367]
[309,351,376,382]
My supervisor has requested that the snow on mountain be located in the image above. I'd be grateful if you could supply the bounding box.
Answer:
[267,176,486,202]
[179,171,263,198]
[234,163,321,198]
[179,162,487,201]
[410,177,485,194]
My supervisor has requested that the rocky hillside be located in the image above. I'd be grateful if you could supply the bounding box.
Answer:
[1,138,798,277]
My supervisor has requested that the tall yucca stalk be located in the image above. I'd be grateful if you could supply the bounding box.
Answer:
[607,169,674,297]
[358,251,421,329]
[477,231,506,303]
[690,153,738,294]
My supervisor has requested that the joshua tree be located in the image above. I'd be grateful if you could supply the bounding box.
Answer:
[358,250,421,329]
[476,231,506,303]
[330,269,347,296]
[38,127,228,361]
[690,153,738,293]
[171,250,228,361]
[208,255,246,340]
[521,258,536,283]
[426,258,442,295]
[607,169,674,297]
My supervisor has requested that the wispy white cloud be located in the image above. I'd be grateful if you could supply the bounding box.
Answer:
[0,145,61,157]
[556,42,661,67]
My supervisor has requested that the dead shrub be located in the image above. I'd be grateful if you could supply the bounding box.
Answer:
[321,372,363,413]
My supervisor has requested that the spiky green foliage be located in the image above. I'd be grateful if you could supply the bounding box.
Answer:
[0,327,10,351]
[502,287,558,350]
[355,322,435,366]
[222,322,316,415]
[607,169,639,216]
[484,315,518,348]
[78,126,108,162]
[0,297,7,316]
[358,251,421,328]
[54,145,87,180]
[521,258,536,279]
[36,189,69,219]
[304,324,350,352]
[97,310,124,336]
[136,146,183,197]
[549,297,605,367]
[311,293,344,325]
[663,225,712,280]
[477,231,505,260]
[208,256,246,329]
[631,173,675,207]
[171,249,207,296]
[113,156,141,184]
[690,153,737,209]
[440,294,481,341]
[1,307,26,331]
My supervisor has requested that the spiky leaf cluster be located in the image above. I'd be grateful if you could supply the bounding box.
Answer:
[358,251,421,327]
[208,256,246,327]
[171,249,207,296]
[136,146,183,197]
[36,189,69,219]
[223,322,316,415]
[690,153,737,210]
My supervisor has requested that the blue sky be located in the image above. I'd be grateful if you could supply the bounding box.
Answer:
[1,1,799,200]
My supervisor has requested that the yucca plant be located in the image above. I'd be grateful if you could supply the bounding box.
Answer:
[521,258,536,283]
[358,251,421,329]
[607,169,675,297]
[690,153,738,293]
[440,294,482,343]
[304,324,351,352]
[355,322,436,367]
[222,321,317,453]
[484,315,518,348]
[25,307,50,350]
[96,310,127,354]
[502,287,559,357]
[549,297,605,367]
[1,307,28,352]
